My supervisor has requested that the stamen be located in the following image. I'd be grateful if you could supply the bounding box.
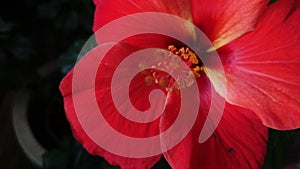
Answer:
[145,75,155,86]
[192,66,202,78]
[168,45,203,77]
[141,45,204,91]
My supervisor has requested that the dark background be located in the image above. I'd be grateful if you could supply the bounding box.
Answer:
[0,0,299,169]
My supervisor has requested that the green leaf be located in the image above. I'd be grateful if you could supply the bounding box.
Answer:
[263,129,299,169]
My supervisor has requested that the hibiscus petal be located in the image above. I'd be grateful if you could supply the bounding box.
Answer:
[59,43,170,168]
[191,0,268,49]
[59,30,195,167]
[210,0,300,129]
[160,76,268,169]
[60,75,163,169]
[93,0,193,32]
[61,83,162,169]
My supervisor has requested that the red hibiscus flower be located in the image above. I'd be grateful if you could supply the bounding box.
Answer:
[59,0,300,169]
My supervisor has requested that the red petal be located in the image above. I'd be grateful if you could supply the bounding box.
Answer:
[59,31,190,167]
[191,0,268,49]
[59,43,172,168]
[212,0,300,129]
[93,0,193,33]
[60,73,162,169]
[160,76,268,169]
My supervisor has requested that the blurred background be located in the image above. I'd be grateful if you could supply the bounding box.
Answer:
[0,0,299,169]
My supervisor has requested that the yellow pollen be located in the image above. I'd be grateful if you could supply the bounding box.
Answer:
[145,75,155,86]
[179,47,185,54]
[168,45,201,66]
[152,72,157,77]
[158,78,170,88]
[189,54,199,64]
[168,45,177,53]
[168,45,202,68]
[185,47,190,53]
[193,66,202,72]
[183,53,189,60]
[192,66,202,77]
[141,45,204,91]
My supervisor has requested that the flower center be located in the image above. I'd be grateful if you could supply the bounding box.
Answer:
[168,45,203,78]
[142,45,203,92]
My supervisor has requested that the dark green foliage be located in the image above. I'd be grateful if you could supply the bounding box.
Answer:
[0,0,93,91]
[269,0,278,5]
[43,136,119,169]
[263,129,300,169]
